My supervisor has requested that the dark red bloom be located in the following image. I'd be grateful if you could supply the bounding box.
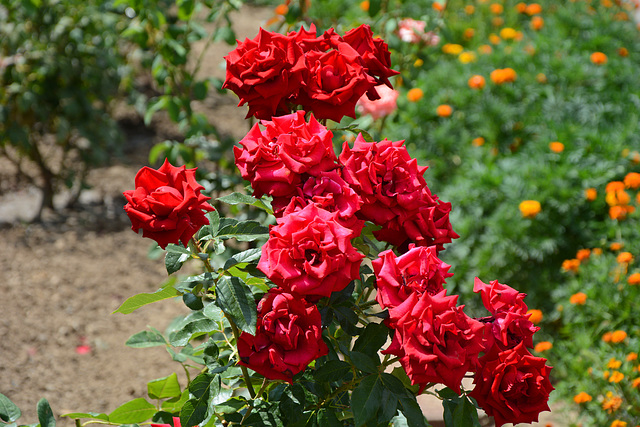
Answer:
[123,159,214,249]
[238,289,328,383]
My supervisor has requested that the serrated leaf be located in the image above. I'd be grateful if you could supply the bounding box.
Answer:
[126,329,167,348]
[349,351,379,374]
[216,193,272,213]
[352,323,389,358]
[148,373,181,400]
[0,394,21,423]
[37,399,55,427]
[61,413,109,421]
[313,360,351,383]
[108,398,156,424]
[442,393,482,427]
[169,317,217,347]
[214,397,247,414]
[180,374,220,427]
[161,390,189,413]
[223,248,262,270]
[205,210,220,237]
[215,276,256,334]
[114,283,180,314]
[317,408,342,427]
[351,374,383,427]
[216,218,268,242]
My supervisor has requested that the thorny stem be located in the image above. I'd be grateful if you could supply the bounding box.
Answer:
[189,238,256,399]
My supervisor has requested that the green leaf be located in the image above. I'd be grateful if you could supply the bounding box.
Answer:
[349,351,379,374]
[313,360,351,383]
[352,323,389,357]
[0,394,21,423]
[215,276,257,334]
[166,251,190,275]
[126,329,167,348]
[317,408,342,427]
[223,248,262,271]
[180,374,221,427]
[61,413,109,422]
[216,218,268,242]
[108,398,156,424]
[202,303,225,322]
[37,399,55,427]
[214,397,247,414]
[442,393,482,427]
[177,0,195,20]
[114,282,180,314]
[351,374,383,427]
[161,390,189,413]
[206,210,220,237]
[217,193,272,213]
[397,397,428,427]
[169,317,217,347]
[368,0,381,16]
[145,96,168,126]
[148,373,181,400]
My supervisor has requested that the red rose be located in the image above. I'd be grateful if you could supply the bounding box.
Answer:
[373,245,452,327]
[339,135,426,223]
[474,278,539,351]
[373,197,459,253]
[342,24,399,90]
[238,289,328,383]
[275,170,362,224]
[123,159,214,249]
[257,203,364,298]
[223,28,306,120]
[234,111,337,198]
[383,290,485,394]
[296,44,377,122]
[470,342,553,427]
[288,24,342,53]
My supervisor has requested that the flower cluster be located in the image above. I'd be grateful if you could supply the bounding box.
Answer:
[223,24,398,122]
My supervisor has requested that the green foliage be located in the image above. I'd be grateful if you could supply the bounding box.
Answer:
[0,0,127,217]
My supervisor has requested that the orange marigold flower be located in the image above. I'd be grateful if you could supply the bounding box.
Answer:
[618,47,629,57]
[627,352,638,361]
[519,200,541,218]
[468,75,486,89]
[464,28,475,40]
[491,68,517,84]
[526,3,542,14]
[606,189,631,207]
[611,330,628,343]
[604,370,611,380]
[490,3,504,14]
[632,378,640,388]
[602,392,622,413]
[585,188,597,201]
[549,142,564,153]
[436,104,453,117]
[489,34,501,45]
[569,291,587,304]
[610,371,625,383]
[465,4,475,14]
[606,181,625,193]
[591,52,608,65]
[472,137,485,147]
[573,392,592,404]
[576,249,591,261]
[432,1,444,11]
[516,2,527,13]
[274,3,289,15]
[492,17,504,27]
[563,260,581,274]
[534,341,552,352]
[602,0,613,7]
[624,172,640,189]
[531,16,544,30]
[610,242,624,251]
[593,247,603,256]
[617,252,633,264]
[611,420,627,427]
[407,88,424,102]
[536,73,547,83]
[610,205,634,220]
[527,309,543,324]
[608,358,623,369]
[628,272,640,285]
[360,0,370,10]
[479,44,493,54]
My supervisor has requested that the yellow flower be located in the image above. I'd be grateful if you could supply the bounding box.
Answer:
[459,51,477,64]
[500,27,518,40]
[414,58,424,67]
[602,392,622,413]
[519,200,541,218]
[442,43,464,55]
